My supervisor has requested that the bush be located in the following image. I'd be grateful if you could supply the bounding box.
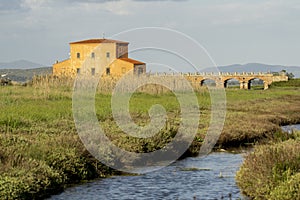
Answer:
[0,160,63,200]
[45,148,91,182]
[0,134,111,199]
[236,140,300,199]
[268,172,300,200]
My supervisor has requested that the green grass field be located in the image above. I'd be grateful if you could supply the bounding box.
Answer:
[0,78,300,199]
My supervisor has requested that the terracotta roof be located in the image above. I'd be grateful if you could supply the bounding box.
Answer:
[118,58,145,65]
[53,58,70,65]
[70,39,129,44]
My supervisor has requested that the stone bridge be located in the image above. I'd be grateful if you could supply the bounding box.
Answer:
[151,72,288,90]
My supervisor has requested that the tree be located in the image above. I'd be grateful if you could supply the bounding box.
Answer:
[287,72,295,80]
[280,70,294,80]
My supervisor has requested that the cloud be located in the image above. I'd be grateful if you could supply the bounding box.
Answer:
[103,0,132,15]
[0,0,121,13]
[133,0,187,1]
[62,0,120,4]
[0,0,300,66]
[191,1,299,26]
[0,0,28,13]
[0,0,187,15]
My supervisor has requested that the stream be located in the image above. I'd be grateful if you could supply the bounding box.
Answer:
[49,152,247,200]
[49,124,300,200]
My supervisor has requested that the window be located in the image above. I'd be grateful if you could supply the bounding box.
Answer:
[106,52,110,58]
[106,68,110,75]
[77,53,80,59]
[138,67,144,75]
[91,68,95,75]
[91,52,95,58]
[76,68,80,74]
[122,67,126,74]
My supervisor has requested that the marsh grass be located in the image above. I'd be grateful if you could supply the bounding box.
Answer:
[236,137,300,200]
[0,76,299,199]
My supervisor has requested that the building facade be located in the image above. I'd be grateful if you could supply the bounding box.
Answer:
[53,39,146,77]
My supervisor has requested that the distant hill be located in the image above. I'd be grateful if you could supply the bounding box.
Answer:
[0,60,46,69]
[0,67,52,82]
[202,63,300,78]
[0,59,52,82]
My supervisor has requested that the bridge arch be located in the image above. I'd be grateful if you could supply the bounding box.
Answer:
[200,78,216,87]
[248,78,265,90]
[182,72,282,90]
[223,78,240,88]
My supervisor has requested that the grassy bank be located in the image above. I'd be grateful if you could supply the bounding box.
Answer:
[235,79,300,199]
[0,77,300,199]
[236,131,300,200]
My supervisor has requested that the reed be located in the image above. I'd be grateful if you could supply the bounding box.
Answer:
[31,74,209,95]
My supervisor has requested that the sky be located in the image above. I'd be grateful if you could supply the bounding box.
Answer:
[0,0,300,67]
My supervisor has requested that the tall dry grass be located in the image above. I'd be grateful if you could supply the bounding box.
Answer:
[31,74,209,95]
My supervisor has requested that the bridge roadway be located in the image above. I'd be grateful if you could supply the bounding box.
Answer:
[150,72,288,90]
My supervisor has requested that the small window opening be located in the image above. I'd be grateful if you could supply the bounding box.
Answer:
[106,68,110,75]
[122,67,126,74]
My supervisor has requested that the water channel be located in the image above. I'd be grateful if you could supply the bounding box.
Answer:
[49,152,247,200]
[49,124,299,200]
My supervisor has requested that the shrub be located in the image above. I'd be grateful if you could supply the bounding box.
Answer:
[268,172,300,200]
[45,148,91,182]
[236,140,300,199]
[0,134,110,199]
[0,160,63,200]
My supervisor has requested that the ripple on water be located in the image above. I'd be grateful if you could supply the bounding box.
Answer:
[49,152,249,200]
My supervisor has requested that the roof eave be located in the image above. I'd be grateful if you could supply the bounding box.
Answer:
[69,39,129,45]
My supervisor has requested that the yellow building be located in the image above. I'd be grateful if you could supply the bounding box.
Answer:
[53,39,146,77]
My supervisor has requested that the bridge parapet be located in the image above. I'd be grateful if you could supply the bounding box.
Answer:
[178,72,273,76]
[148,71,274,77]
[145,72,288,90]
